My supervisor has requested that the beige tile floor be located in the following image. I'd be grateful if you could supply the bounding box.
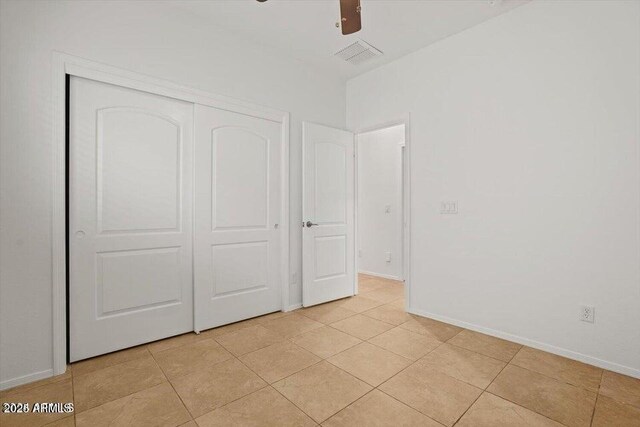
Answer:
[2,274,639,426]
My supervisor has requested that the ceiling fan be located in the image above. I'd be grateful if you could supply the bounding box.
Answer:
[256,0,362,35]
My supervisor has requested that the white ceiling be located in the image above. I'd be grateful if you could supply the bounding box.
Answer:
[172,0,529,80]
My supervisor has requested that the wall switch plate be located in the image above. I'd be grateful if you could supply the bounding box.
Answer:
[385,204,391,213]
[580,305,595,323]
[358,249,362,258]
[440,201,458,214]
[385,251,391,262]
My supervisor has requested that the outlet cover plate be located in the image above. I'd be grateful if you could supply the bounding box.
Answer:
[580,305,595,323]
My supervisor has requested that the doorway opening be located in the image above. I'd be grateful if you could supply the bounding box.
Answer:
[355,119,411,310]
[301,118,410,311]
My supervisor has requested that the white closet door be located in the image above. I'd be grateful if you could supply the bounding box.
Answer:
[302,122,355,307]
[194,104,282,331]
[69,77,194,362]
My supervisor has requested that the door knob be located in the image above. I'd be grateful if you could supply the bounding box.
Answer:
[305,221,318,228]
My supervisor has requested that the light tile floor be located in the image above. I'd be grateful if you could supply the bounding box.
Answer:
[1,274,639,426]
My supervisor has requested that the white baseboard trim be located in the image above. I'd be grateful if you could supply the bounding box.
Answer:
[285,303,303,312]
[407,307,640,379]
[0,369,54,391]
[358,270,402,281]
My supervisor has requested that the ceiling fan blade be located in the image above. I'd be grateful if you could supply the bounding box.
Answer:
[339,0,362,35]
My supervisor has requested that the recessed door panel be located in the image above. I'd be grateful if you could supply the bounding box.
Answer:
[303,122,355,307]
[194,105,282,330]
[98,108,180,233]
[98,247,182,316]
[212,242,268,297]
[212,128,268,230]
[69,77,193,361]
[315,142,347,224]
[314,235,347,280]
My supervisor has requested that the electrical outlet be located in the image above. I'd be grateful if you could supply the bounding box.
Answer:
[579,305,595,323]
[385,251,391,263]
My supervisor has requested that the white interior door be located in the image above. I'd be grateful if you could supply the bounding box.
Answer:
[302,122,355,307]
[69,77,194,362]
[194,105,282,331]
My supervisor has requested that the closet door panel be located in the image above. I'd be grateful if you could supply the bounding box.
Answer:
[69,77,194,361]
[194,105,282,331]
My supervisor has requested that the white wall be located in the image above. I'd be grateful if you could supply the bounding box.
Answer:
[347,0,640,377]
[0,0,345,388]
[357,125,404,279]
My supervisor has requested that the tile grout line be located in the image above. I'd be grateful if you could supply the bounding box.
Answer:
[444,337,522,365]
[481,389,571,427]
[401,341,473,423]
[210,325,287,358]
[270,382,324,424]
[144,315,283,391]
[370,332,535,426]
[481,355,568,425]
[504,359,603,394]
[226,312,399,425]
[364,336,438,363]
[181,314,301,412]
[366,340,451,424]
[325,313,399,342]
[589,369,605,427]
[71,350,166,416]
[180,310,324,424]
[231,348,323,424]
[318,388,380,425]
[288,317,419,382]
[375,339,448,389]
[508,346,606,390]
[503,339,523,364]
[378,336,508,393]
[451,351,515,426]
[70,366,76,425]
[71,345,155,380]
[373,387,446,426]
[173,351,272,422]
[148,343,196,422]
[239,344,324,385]
[592,373,640,410]
[39,372,75,427]
[484,347,602,427]
[297,307,360,325]
[73,352,178,421]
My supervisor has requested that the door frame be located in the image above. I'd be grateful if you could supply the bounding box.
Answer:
[353,115,412,305]
[52,52,290,375]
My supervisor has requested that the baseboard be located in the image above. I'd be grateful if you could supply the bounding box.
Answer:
[358,270,402,281]
[285,303,303,312]
[407,307,640,379]
[0,369,54,391]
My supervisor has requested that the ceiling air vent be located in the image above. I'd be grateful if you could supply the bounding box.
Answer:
[334,39,382,65]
